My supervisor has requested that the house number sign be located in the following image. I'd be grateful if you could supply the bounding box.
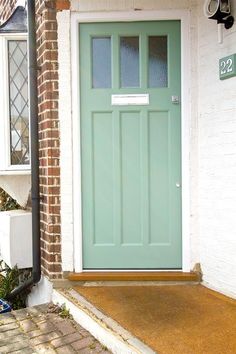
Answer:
[219,54,236,80]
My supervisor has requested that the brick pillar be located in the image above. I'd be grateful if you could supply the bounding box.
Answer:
[36,0,62,279]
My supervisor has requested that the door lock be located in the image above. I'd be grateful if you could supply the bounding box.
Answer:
[171,96,180,104]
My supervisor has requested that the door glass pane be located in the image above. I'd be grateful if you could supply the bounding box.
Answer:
[120,36,139,88]
[92,37,111,88]
[149,36,168,88]
[8,40,29,165]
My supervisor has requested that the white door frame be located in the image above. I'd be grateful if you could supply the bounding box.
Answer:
[71,10,191,273]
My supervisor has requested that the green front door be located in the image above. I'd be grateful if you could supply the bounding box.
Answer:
[80,21,182,269]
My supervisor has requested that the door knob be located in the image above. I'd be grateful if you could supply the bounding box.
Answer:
[176,182,181,188]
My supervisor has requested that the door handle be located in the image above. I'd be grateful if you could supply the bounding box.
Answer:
[176,182,181,188]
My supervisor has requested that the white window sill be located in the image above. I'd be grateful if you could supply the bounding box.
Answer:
[0,170,31,176]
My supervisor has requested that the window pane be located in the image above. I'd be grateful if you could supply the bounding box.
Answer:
[92,37,111,88]
[120,37,139,88]
[149,36,168,88]
[8,40,29,165]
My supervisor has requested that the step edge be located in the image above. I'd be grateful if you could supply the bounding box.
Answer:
[67,271,200,282]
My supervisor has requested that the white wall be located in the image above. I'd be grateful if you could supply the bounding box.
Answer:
[57,10,74,272]
[197,0,236,298]
[0,175,31,207]
[27,275,53,307]
[71,0,193,12]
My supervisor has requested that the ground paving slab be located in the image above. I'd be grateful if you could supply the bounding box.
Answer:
[0,303,110,353]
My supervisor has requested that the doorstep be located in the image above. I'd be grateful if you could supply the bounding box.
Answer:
[67,271,200,282]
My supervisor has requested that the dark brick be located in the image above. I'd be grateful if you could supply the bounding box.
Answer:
[57,345,76,354]
[71,337,95,351]
[0,322,19,332]
[53,319,77,335]
[51,332,82,348]
[19,319,38,332]
[29,331,60,346]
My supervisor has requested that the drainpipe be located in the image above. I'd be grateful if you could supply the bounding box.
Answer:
[7,0,41,300]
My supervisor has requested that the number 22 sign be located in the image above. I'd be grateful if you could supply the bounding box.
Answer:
[219,54,236,80]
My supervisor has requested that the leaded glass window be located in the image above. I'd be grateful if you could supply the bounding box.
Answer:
[8,40,29,166]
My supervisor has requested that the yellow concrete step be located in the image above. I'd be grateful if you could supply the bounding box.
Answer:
[68,271,200,282]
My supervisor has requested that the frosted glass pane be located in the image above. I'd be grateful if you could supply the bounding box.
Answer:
[120,37,139,88]
[92,37,111,88]
[149,36,168,88]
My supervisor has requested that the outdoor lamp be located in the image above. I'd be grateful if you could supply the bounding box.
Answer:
[204,0,234,29]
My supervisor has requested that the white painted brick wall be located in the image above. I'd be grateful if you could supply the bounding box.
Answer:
[58,10,74,271]
[198,0,236,298]
[71,0,192,12]
[189,0,200,270]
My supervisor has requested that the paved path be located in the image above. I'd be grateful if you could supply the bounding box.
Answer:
[0,303,110,353]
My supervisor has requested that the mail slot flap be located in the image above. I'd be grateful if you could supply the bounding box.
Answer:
[111,94,149,106]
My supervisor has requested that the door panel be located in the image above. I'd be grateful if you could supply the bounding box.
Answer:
[80,21,182,269]
[149,111,170,245]
[121,111,142,245]
[92,112,113,245]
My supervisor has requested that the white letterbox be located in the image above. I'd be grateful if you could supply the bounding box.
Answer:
[0,210,32,269]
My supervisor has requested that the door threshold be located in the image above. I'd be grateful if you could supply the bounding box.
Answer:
[68,271,199,282]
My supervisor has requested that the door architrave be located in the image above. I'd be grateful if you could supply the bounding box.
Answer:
[70,10,191,273]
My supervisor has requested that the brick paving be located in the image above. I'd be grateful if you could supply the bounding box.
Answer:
[0,303,110,353]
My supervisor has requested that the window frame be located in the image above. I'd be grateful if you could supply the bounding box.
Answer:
[0,33,31,175]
